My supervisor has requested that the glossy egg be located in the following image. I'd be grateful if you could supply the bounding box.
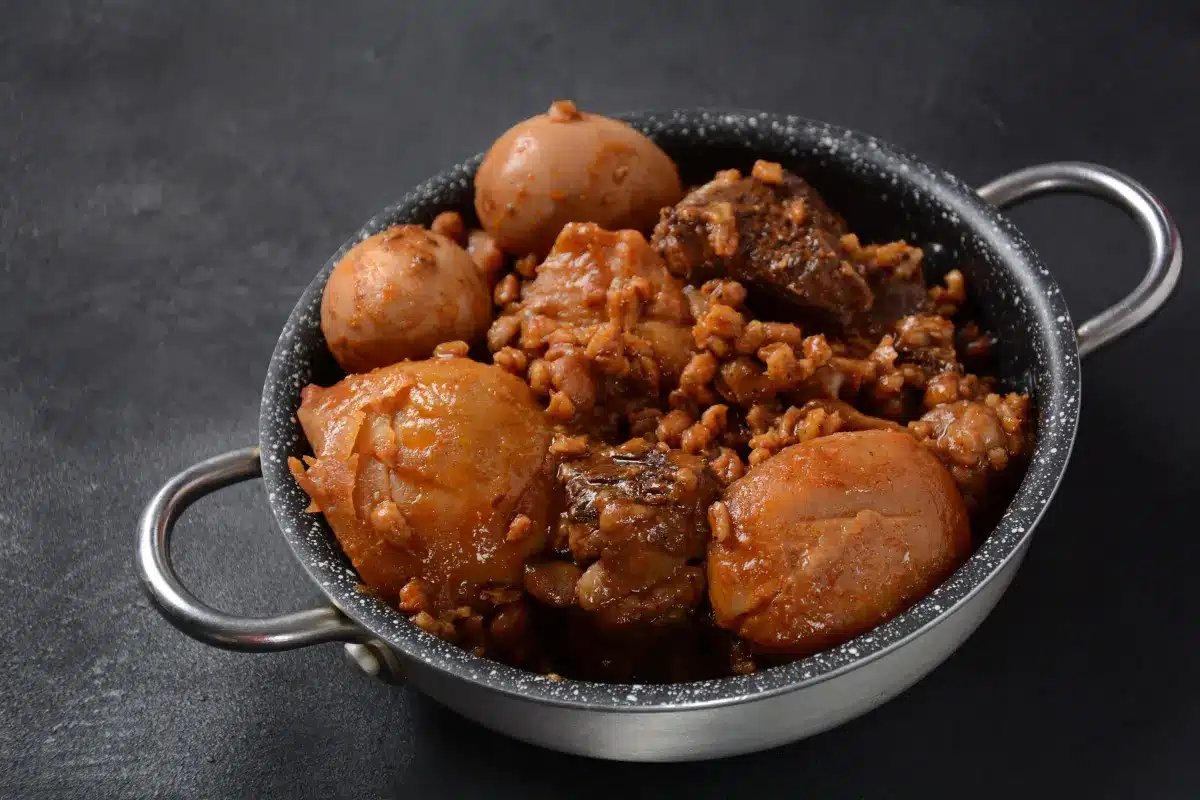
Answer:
[474,101,683,255]
[321,225,491,373]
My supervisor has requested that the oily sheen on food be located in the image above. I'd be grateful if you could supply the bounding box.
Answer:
[289,101,1032,683]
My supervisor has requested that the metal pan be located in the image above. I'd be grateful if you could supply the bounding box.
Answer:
[136,111,1181,761]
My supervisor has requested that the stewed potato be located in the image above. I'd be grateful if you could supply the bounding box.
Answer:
[707,430,971,654]
[289,357,554,613]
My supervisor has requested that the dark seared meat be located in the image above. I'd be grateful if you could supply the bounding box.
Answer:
[518,438,723,681]
[558,439,718,563]
[551,439,719,629]
[651,162,873,319]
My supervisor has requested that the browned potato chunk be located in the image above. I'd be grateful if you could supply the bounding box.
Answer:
[707,430,970,654]
[474,100,683,255]
[288,358,554,613]
[321,225,491,373]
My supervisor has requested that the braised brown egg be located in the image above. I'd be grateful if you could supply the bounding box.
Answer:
[474,100,683,255]
[707,430,971,654]
[288,357,554,615]
[321,225,491,372]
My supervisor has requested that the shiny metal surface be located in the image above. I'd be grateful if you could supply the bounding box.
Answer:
[407,542,1030,761]
[978,161,1183,357]
[135,446,366,650]
[344,640,407,684]
[133,446,1031,758]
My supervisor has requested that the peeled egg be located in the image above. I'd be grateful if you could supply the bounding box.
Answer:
[320,225,491,373]
[474,100,684,255]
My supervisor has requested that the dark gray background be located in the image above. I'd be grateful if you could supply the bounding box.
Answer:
[3,2,1197,797]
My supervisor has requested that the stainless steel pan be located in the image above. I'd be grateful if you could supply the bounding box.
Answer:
[136,111,1181,761]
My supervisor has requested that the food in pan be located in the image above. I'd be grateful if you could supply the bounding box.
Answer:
[289,102,1032,683]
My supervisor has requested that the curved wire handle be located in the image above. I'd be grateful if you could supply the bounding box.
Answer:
[136,446,368,651]
[978,161,1182,358]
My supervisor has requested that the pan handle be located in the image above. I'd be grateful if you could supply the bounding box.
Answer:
[136,446,369,651]
[977,161,1182,358]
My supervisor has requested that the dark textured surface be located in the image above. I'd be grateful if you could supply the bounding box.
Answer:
[1,2,1196,797]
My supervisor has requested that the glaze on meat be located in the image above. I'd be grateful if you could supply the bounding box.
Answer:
[652,162,873,320]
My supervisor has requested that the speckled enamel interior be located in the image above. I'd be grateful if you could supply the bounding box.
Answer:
[259,111,1080,709]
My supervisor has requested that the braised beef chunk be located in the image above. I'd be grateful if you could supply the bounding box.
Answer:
[651,162,873,320]
[558,439,718,564]
[523,439,725,681]
[550,440,718,632]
